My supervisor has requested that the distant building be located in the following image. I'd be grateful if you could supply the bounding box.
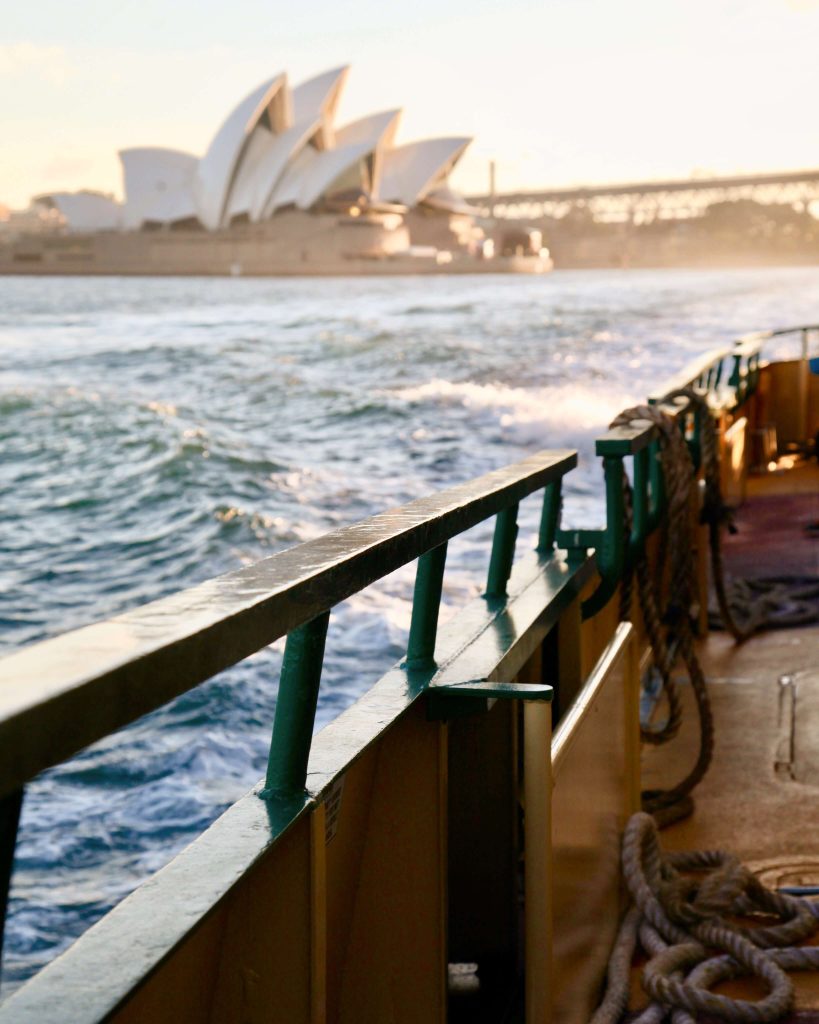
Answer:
[36,67,475,239]
[3,67,553,274]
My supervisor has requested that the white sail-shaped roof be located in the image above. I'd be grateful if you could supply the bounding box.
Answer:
[120,148,198,229]
[296,141,373,209]
[267,140,373,213]
[264,145,319,212]
[291,67,348,150]
[335,110,401,198]
[334,109,401,149]
[225,117,321,224]
[194,73,290,230]
[38,192,122,232]
[378,137,472,206]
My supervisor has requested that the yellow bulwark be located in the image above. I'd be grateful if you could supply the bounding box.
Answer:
[0,328,817,1022]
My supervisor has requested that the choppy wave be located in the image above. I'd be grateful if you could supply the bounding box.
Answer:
[2,266,819,993]
[389,376,636,447]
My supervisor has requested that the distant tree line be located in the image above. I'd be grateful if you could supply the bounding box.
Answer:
[534,199,819,268]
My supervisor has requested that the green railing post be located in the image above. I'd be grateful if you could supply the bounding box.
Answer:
[630,447,649,557]
[580,456,626,618]
[405,543,448,671]
[729,352,742,394]
[263,612,330,801]
[689,405,703,471]
[648,438,665,531]
[0,788,23,969]
[537,480,562,554]
[486,503,519,598]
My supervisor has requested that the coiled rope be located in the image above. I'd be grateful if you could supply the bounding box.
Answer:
[590,813,819,1024]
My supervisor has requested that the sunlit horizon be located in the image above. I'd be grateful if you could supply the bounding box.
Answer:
[2,0,818,210]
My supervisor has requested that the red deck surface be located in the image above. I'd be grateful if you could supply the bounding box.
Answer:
[722,477,819,581]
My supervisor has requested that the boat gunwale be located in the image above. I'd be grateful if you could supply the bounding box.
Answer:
[0,547,596,1022]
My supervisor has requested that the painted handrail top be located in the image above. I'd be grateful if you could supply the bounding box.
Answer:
[0,448,576,798]
[738,323,819,343]
[648,346,732,401]
[595,421,659,457]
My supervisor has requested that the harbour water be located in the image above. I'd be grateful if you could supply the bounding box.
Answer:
[2,266,818,991]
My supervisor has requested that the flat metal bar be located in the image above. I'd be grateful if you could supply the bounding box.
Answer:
[427,680,552,701]
[0,788,23,969]
[405,543,448,670]
[263,613,330,801]
[0,449,576,799]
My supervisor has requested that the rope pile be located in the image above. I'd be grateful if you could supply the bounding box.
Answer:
[591,813,819,1024]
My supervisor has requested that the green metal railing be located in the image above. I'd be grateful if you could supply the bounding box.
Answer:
[0,448,578,964]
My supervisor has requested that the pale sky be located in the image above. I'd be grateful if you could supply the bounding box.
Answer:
[1,0,817,209]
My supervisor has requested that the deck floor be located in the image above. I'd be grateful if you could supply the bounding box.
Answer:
[637,462,819,1017]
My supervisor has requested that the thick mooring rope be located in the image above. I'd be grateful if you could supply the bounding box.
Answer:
[610,402,713,824]
[590,393,819,1022]
[590,813,819,1024]
[670,388,760,643]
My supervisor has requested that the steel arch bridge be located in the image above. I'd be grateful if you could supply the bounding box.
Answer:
[468,168,819,222]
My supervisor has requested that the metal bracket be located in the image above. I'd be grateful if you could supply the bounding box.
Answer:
[426,678,553,721]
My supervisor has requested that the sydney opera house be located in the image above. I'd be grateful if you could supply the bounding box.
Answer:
[0,67,549,275]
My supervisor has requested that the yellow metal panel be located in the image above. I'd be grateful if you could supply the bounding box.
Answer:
[206,815,313,1024]
[322,745,379,1023]
[336,703,447,1024]
[721,415,748,508]
[557,597,584,711]
[550,624,637,1024]
[311,805,328,1024]
[809,371,819,440]
[766,360,809,447]
[579,578,618,680]
[110,909,226,1024]
[524,701,553,1024]
[110,815,315,1024]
